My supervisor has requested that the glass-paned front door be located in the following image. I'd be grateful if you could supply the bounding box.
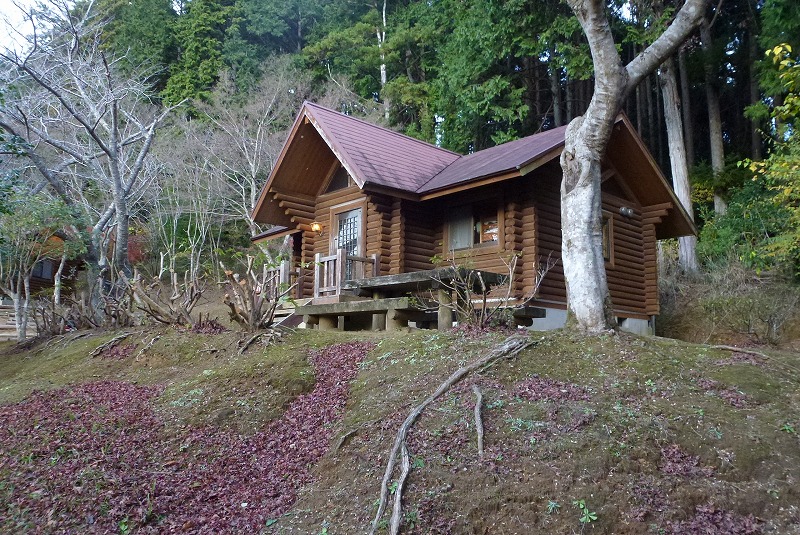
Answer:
[333,207,362,280]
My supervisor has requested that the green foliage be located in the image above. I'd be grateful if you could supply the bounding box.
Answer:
[0,187,85,293]
[546,500,561,514]
[572,499,598,524]
[726,45,800,273]
[98,0,179,89]
[163,0,234,105]
[697,180,792,272]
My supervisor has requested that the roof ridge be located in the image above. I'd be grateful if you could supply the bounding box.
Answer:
[303,101,461,157]
[414,153,466,193]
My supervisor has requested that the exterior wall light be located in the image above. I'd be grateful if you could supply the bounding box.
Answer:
[619,206,635,218]
[310,221,324,236]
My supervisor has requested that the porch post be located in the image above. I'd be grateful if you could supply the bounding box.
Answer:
[313,253,322,298]
[335,248,347,293]
[437,288,453,330]
[372,290,386,331]
[371,253,380,276]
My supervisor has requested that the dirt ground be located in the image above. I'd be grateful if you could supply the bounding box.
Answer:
[1,327,799,533]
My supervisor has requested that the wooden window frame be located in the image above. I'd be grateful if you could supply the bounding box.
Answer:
[328,199,367,255]
[602,210,615,267]
[443,200,504,257]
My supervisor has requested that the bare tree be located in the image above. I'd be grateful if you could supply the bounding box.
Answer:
[196,60,311,236]
[660,56,699,273]
[150,121,222,282]
[560,0,707,332]
[0,0,179,282]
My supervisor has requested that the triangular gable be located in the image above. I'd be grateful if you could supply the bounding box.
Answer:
[252,101,460,225]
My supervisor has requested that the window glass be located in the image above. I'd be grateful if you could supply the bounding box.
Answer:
[32,260,54,279]
[448,206,473,250]
[602,216,611,261]
[324,166,350,193]
[476,208,499,244]
[448,205,499,250]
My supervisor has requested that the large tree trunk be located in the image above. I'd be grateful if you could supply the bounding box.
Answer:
[678,47,695,169]
[700,18,727,215]
[559,1,624,333]
[748,22,762,160]
[550,57,564,126]
[660,56,699,274]
[113,206,132,277]
[561,0,707,333]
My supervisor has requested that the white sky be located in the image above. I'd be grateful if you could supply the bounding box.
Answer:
[0,0,37,52]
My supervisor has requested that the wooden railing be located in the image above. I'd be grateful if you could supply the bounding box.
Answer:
[313,249,380,299]
[264,259,303,301]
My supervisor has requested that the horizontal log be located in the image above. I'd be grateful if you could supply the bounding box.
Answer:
[404,245,436,258]
[405,252,436,264]
[272,190,316,205]
[316,192,365,210]
[405,261,434,271]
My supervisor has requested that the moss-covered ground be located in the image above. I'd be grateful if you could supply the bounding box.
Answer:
[1,327,799,533]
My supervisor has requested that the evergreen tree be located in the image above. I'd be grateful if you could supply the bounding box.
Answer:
[163,0,233,105]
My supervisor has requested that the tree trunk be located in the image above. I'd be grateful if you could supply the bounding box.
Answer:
[550,58,564,126]
[660,56,699,273]
[748,24,762,160]
[113,206,132,276]
[376,0,389,121]
[678,46,695,169]
[561,0,706,332]
[21,277,30,341]
[566,77,574,122]
[13,294,24,342]
[54,252,67,305]
[700,18,727,215]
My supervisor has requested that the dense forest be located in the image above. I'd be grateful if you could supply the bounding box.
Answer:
[0,0,799,336]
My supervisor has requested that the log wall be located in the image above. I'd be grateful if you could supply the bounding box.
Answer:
[401,161,656,319]
[286,162,659,316]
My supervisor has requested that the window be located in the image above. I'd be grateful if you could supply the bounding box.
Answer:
[447,204,501,251]
[32,260,54,279]
[602,212,614,263]
[323,166,351,194]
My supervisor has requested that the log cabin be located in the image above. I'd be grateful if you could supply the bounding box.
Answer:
[251,101,695,333]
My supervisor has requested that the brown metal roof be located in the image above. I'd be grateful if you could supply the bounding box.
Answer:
[304,102,460,192]
[416,126,567,194]
[252,103,695,240]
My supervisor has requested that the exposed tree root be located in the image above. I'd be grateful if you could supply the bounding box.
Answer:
[238,333,263,355]
[369,334,536,535]
[472,384,484,458]
[709,345,770,360]
[135,335,161,361]
[334,418,381,452]
[90,332,135,357]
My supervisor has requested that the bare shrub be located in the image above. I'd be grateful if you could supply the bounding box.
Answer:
[425,254,556,329]
[128,268,203,326]
[220,256,296,331]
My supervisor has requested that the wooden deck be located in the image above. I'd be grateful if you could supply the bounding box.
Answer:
[296,268,544,331]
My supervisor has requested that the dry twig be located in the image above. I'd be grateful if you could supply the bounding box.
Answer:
[135,335,161,360]
[709,345,770,360]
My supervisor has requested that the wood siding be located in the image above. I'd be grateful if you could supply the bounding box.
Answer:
[278,160,658,317]
[401,161,657,319]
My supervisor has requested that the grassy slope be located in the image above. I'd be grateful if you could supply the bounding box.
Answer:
[1,328,800,533]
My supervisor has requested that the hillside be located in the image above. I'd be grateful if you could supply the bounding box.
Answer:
[1,327,799,534]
